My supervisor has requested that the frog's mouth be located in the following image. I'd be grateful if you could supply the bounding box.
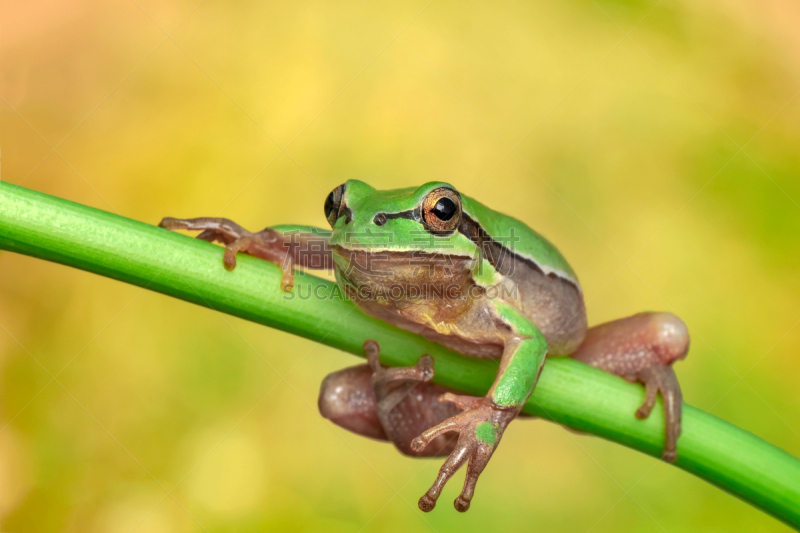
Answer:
[330,245,476,295]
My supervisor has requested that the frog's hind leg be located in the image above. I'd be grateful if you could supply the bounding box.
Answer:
[318,341,460,457]
[159,217,294,289]
[318,362,388,441]
[569,312,689,462]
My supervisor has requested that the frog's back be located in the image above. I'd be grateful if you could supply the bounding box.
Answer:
[461,195,587,355]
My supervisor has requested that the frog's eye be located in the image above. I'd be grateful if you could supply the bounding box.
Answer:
[324,184,345,228]
[422,187,462,233]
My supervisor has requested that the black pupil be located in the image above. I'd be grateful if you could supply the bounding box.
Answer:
[432,197,457,221]
[324,192,336,219]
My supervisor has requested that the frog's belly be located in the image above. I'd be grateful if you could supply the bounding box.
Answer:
[355,296,506,359]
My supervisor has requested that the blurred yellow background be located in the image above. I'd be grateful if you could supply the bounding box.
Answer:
[2,0,800,531]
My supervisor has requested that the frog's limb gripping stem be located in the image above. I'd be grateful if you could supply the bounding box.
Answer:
[366,340,436,420]
[637,365,682,462]
[570,312,688,462]
[366,340,435,386]
[159,217,295,290]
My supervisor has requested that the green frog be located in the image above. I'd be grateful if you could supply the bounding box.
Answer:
[160,180,687,512]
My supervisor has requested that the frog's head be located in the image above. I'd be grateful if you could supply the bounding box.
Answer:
[324,179,474,255]
[323,179,486,302]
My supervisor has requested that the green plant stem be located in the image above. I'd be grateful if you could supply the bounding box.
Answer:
[1,181,799,528]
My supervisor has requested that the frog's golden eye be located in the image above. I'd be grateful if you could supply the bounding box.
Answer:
[422,187,461,233]
[324,184,345,228]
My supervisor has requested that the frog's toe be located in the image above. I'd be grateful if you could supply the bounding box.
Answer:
[417,354,435,382]
[411,409,473,452]
[454,440,492,512]
[636,365,682,463]
[418,494,437,512]
[454,496,470,512]
[222,231,294,290]
[158,217,248,245]
[367,341,437,389]
[438,393,483,411]
[414,400,516,512]
[159,216,199,232]
[416,437,470,512]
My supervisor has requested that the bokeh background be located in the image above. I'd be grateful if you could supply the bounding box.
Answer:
[1,0,800,531]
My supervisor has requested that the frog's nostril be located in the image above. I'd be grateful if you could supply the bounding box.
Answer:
[373,213,387,226]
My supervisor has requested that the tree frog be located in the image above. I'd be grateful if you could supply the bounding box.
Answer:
[160,180,688,512]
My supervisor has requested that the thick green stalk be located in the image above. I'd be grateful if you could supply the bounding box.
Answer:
[1,181,799,528]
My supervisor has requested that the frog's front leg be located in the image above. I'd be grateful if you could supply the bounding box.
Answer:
[158,217,332,290]
[411,303,547,513]
[569,312,689,462]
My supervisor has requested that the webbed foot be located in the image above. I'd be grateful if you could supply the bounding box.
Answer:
[411,396,517,512]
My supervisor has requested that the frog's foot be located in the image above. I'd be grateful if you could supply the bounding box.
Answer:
[159,217,294,290]
[570,312,688,463]
[635,365,681,462]
[365,340,460,457]
[319,341,460,457]
[411,397,516,512]
[366,340,435,400]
